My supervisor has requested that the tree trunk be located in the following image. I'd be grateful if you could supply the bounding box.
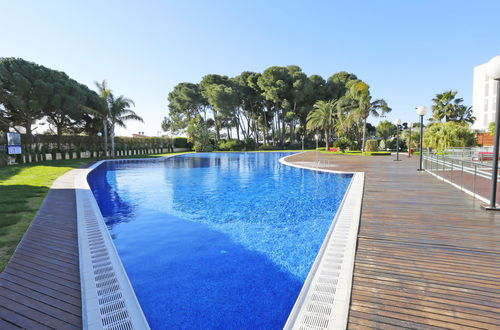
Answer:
[24,121,33,145]
[281,109,285,146]
[361,118,367,152]
[56,124,63,150]
[213,109,220,141]
[103,119,108,157]
[263,112,268,144]
[111,125,115,158]
[325,129,329,151]
[271,116,276,146]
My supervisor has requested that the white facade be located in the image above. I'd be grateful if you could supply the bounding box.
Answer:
[472,62,499,131]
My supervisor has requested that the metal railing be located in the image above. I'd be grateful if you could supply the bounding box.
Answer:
[423,151,499,202]
[439,147,494,163]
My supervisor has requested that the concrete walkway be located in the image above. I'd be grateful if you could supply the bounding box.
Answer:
[0,170,81,329]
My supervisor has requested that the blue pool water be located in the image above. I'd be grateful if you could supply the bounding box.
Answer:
[88,152,352,329]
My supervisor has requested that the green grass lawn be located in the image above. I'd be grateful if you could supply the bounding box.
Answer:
[0,152,192,272]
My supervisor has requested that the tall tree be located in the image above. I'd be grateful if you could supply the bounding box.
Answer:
[44,72,91,147]
[94,80,112,154]
[234,71,264,143]
[431,90,475,124]
[307,100,337,150]
[107,94,143,157]
[349,80,391,151]
[92,80,143,157]
[376,120,396,149]
[0,58,52,143]
[326,71,358,99]
[199,74,231,140]
[167,82,205,131]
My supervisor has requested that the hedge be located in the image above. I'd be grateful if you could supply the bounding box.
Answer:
[365,139,379,152]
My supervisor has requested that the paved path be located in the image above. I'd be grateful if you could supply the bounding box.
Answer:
[287,152,500,329]
[0,170,81,329]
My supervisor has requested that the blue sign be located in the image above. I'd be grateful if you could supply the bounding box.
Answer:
[6,132,22,155]
[8,145,22,155]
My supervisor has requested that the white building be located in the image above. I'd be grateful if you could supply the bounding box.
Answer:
[472,61,499,131]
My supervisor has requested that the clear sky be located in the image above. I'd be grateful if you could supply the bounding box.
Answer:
[2,0,500,136]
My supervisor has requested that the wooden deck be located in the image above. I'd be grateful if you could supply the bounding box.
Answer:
[287,152,500,329]
[0,171,81,329]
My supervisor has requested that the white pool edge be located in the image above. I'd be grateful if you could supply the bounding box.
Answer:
[75,160,150,330]
[280,153,364,330]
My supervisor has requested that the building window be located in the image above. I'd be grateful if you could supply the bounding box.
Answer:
[484,113,488,125]
[485,84,489,97]
[485,99,489,112]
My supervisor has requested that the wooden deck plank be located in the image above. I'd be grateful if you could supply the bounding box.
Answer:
[0,170,82,328]
[288,153,500,329]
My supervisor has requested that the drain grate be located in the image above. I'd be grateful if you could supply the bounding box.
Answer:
[280,155,364,330]
[76,164,150,329]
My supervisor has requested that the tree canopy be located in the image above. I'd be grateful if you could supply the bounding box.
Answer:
[166,65,384,150]
[431,90,475,124]
[0,58,143,152]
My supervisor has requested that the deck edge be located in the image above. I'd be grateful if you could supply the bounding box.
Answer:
[280,153,364,330]
[75,161,150,330]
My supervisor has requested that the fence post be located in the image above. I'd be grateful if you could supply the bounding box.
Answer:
[460,159,464,191]
[473,164,477,198]
[451,158,453,183]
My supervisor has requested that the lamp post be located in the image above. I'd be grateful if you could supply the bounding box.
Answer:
[416,106,428,170]
[483,55,500,210]
[97,132,102,158]
[407,122,413,157]
[394,118,402,161]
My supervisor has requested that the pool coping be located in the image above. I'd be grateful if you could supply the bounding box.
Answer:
[75,160,150,330]
[280,153,365,330]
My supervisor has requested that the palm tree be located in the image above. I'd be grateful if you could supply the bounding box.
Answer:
[349,81,391,151]
[307,100,337,150]
[432,91,475,124]
[107,94,143,157]
[92,80,143,158]
[94,80,111,155]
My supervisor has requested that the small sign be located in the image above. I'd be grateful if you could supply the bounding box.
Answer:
[7,132,21,146]
[6,132,22,155]
[8,145,22,155]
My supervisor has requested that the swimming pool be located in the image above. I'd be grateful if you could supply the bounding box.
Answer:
[87,152,352,329]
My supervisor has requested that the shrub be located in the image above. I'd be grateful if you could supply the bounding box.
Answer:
[333,137,350,152]
[258,144,277,151]
[244,139,256,151]
[173,137,189,148]
[365,139,379,152]
[218,139,245,151]
[194,142,213,152]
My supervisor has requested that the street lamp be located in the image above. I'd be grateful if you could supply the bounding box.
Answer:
[483,55,500,210]
[97,132,102,158]
[394,118,402,161]
[416,106,428,170]
[407,122,414,157]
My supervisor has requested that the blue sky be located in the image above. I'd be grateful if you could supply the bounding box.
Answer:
[2,1,500,136]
